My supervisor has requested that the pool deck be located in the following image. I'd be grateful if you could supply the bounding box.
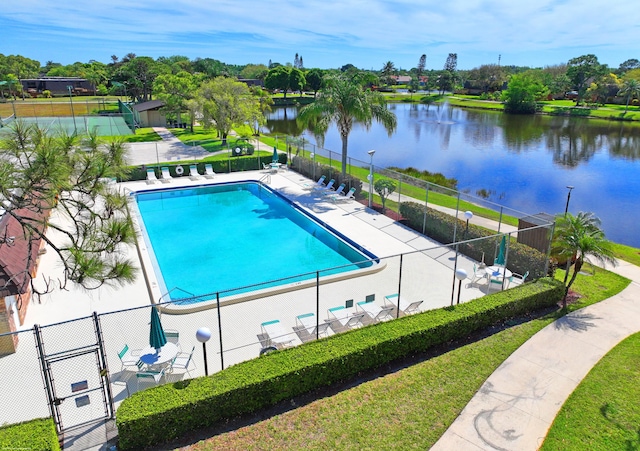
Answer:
[7,167,504,445]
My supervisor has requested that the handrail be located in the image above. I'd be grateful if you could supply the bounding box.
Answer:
[259,174,271,184]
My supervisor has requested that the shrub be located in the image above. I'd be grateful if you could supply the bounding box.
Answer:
[290,156,363,196]
[0,418,59,451]
[116,278,563,449]
[399,201,548,278]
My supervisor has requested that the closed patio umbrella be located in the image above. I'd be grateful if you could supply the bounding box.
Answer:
[149,305,167,351]
[495,235,506,266]
[272,147,279,163]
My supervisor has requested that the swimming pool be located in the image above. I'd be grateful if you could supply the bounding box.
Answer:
[132,181,378,303]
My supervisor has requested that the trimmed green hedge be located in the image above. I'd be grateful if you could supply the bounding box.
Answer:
[399,201,548,278]
[0,418,59,451]
[116,278,563,449]
[125,153,288,182]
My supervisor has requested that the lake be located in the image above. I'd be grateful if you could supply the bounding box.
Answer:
[266,103,640,248]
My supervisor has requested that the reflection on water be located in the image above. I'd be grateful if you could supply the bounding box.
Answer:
[265,103,640,247]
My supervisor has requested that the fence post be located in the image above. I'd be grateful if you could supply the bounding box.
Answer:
[423,184,430,235]
[93,312,115,418]
[316,271,320,340]
[216,293,224,370]
[34,324,59,433]
[396,254,403,319]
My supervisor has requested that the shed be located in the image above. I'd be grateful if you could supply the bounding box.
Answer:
[517,213,555,253]
[132,100,167,127]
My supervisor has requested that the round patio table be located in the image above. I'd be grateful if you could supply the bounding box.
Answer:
[139,342,178,367]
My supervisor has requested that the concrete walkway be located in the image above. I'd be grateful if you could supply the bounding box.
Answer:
[125,127,209,165]
[431,259,640,450]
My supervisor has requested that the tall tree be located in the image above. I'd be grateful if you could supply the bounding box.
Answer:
[552,212,616,309]
[502,73,549,114]
[417,54,427,85]
[297,74,397,177]
[305,69,324,97]
[196,76,262,145]
[380,61,396,86]
[617,58,640,75]
[289,67,306,97]
[153,71,197,126]
[566,54,608,105]
[0,122,137,295]
[264,66,291,98]
[618,78,640,112]
[294,53,300,69]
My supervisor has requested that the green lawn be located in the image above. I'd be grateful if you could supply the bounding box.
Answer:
[175,266,629,450]
[541,332,640,450]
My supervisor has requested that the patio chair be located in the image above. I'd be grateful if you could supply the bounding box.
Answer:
[330,187,356,203]
[260,319,296,348]
[204,164,215,179]
[160,166,173,183]
[509,270,529,286]
[488,276,505,291]
[170,345,196,377]
[326,306,365,332]
[165,330,181,351]
[146,168,159,185]
[303,175,326,190]
[294,313,330,341]
[323,183,345,196]
[188,164,203,180]
[321,179,336,191]
[471,264,487,285]
[384,294,423,315]
[136,367,166,391]
[118,344,142,371]
[357,300,394,323]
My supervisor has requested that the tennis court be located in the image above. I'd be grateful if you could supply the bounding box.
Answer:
[0,115,133,136]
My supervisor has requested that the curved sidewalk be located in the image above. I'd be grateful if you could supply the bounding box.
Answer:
[432,259,640,450]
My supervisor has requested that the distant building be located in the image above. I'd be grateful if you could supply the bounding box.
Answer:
[238,79,264,87]
[131,100,167,128]
[392,75,412,84]
[20,77,94,97]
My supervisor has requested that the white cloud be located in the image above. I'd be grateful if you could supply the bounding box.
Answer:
[2,0,637,68]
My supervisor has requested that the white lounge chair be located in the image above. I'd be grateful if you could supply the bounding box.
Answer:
[260,319,296,348]
[320,179,336,191]
[326,305,365,332]
[303,175,326,190]
[146,168,159,185]
[384,294,423,315]
[357,300,394,322]
[330,187,356,203]
[294,313,330,339]
[323,183,345,196]
[160,166,173,183]
[188,164,203,180]
[203,164,215,179]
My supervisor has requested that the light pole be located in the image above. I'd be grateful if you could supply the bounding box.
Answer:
[196,327,212,376]
[310,152,315,180]
[455,268,467,305]
[367,149,376,208]
[463,211,473,239]
[564,186,574,216]
[67,86,77,135]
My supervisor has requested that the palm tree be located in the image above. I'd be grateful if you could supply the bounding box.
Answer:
[297,75,397,177]
[552,212,617,309]
[381,61,396,86]
[618,79,640,112]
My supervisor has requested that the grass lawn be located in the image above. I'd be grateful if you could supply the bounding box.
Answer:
[172,266,629,450]
[540,332,640,450]
[611,242,640,267]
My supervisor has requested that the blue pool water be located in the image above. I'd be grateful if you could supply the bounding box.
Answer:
[133,182,376,302]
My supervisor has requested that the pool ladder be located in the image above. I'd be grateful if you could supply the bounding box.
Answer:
[259,174,271,184]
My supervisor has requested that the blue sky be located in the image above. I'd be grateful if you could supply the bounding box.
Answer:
[1,0,637,71]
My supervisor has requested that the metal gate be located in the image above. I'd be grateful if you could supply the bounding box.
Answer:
[35,312,115,434]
